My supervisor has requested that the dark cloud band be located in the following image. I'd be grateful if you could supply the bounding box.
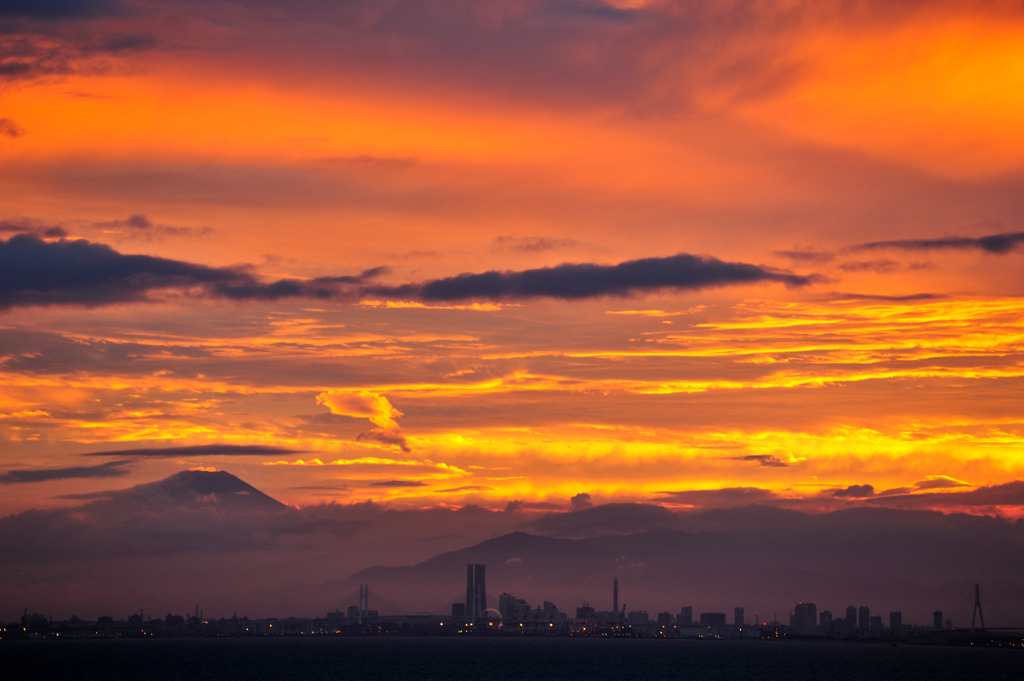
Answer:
[1,235,814,311]
[0,460,130,484]
[373,253,813,302]
[853,232,1024,254]
[83,444,304,458]
[0,235,378,310]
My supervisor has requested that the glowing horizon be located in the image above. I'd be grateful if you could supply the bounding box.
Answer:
[2,0,1024,522]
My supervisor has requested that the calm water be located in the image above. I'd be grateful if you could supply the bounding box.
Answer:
[2,637,1021,681]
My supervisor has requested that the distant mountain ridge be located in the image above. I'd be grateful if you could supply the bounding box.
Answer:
[85,469,289,515]
[341,509,1024,624]
[4,470,1022,625]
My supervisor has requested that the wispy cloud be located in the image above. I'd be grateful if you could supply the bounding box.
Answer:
[852,232,1024,254]
[83,444,305,458]
[656,487,780,507]
[862,480,1024,509]
[0,460,130,484]
[774,249,835,263]
[0,118,24,138]
[732,454,791,467]
[0,219,66,239]
[493,235,577,253]
[92,213,213,241]
[0,0,124,20]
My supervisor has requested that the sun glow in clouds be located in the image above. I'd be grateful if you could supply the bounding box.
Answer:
[0,0,1023,523]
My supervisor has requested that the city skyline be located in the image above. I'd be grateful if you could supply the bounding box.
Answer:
[2,469,1021,627]
[4,563,1006,638]
[2,0,1024,632]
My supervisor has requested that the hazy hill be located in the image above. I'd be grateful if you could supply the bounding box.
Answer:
[343,509,1024,626]
[2,471,1022,626]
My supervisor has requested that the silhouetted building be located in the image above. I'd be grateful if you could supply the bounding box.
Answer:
[820,610,832,629]
[613,577,619,614]
[933,610,943,630]
[845,606,857,629]
[499,593,529,622]
[466,564,487,622]
[869,615,882,631]
[628,610,650,625]
[889,611,902,632]
[734,607,744,627]
[700,612,727,628]
[678,606,693,626]
[791,602,817,631]
[535,601,566,624]
[858,606,870,631]
[657,612,673,627]
[576,604,595,620]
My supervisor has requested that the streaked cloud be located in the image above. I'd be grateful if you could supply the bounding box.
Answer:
[0,460,130,484]
[83,444,305,458]
[493,235,577,253]
[373,253,814,302]
[852,231,1024,254]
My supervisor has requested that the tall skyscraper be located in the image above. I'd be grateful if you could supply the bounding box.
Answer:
[466,564,486,622]
[734,607,744,627]
[820,610,833,630]
[791,602,817,631]
[933,610,943,630]
[845,606,857,629]
[858,606,870,631]
[613,576,619,614]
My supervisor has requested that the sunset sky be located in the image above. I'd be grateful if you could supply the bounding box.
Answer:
[3,0,1024,525]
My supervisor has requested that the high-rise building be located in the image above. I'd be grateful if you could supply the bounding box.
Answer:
[466,564,486,622]
[820,610,832,630]
[845,606,857,628]
[858,606,870,631]
[678,606,693,626]
[933,610,943,630]
[889,611,902,632]
[627,610,650,625]
[613,577,619,614]
[498,592,529,622]
[791,602,817,631]
[699,612,727,628]
[734,607,744,627]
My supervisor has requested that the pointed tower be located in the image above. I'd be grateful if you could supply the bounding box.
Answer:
[971,583,985,630]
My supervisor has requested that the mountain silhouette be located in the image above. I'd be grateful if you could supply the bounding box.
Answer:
[91,469,287,513]
[339,508,1024,624]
